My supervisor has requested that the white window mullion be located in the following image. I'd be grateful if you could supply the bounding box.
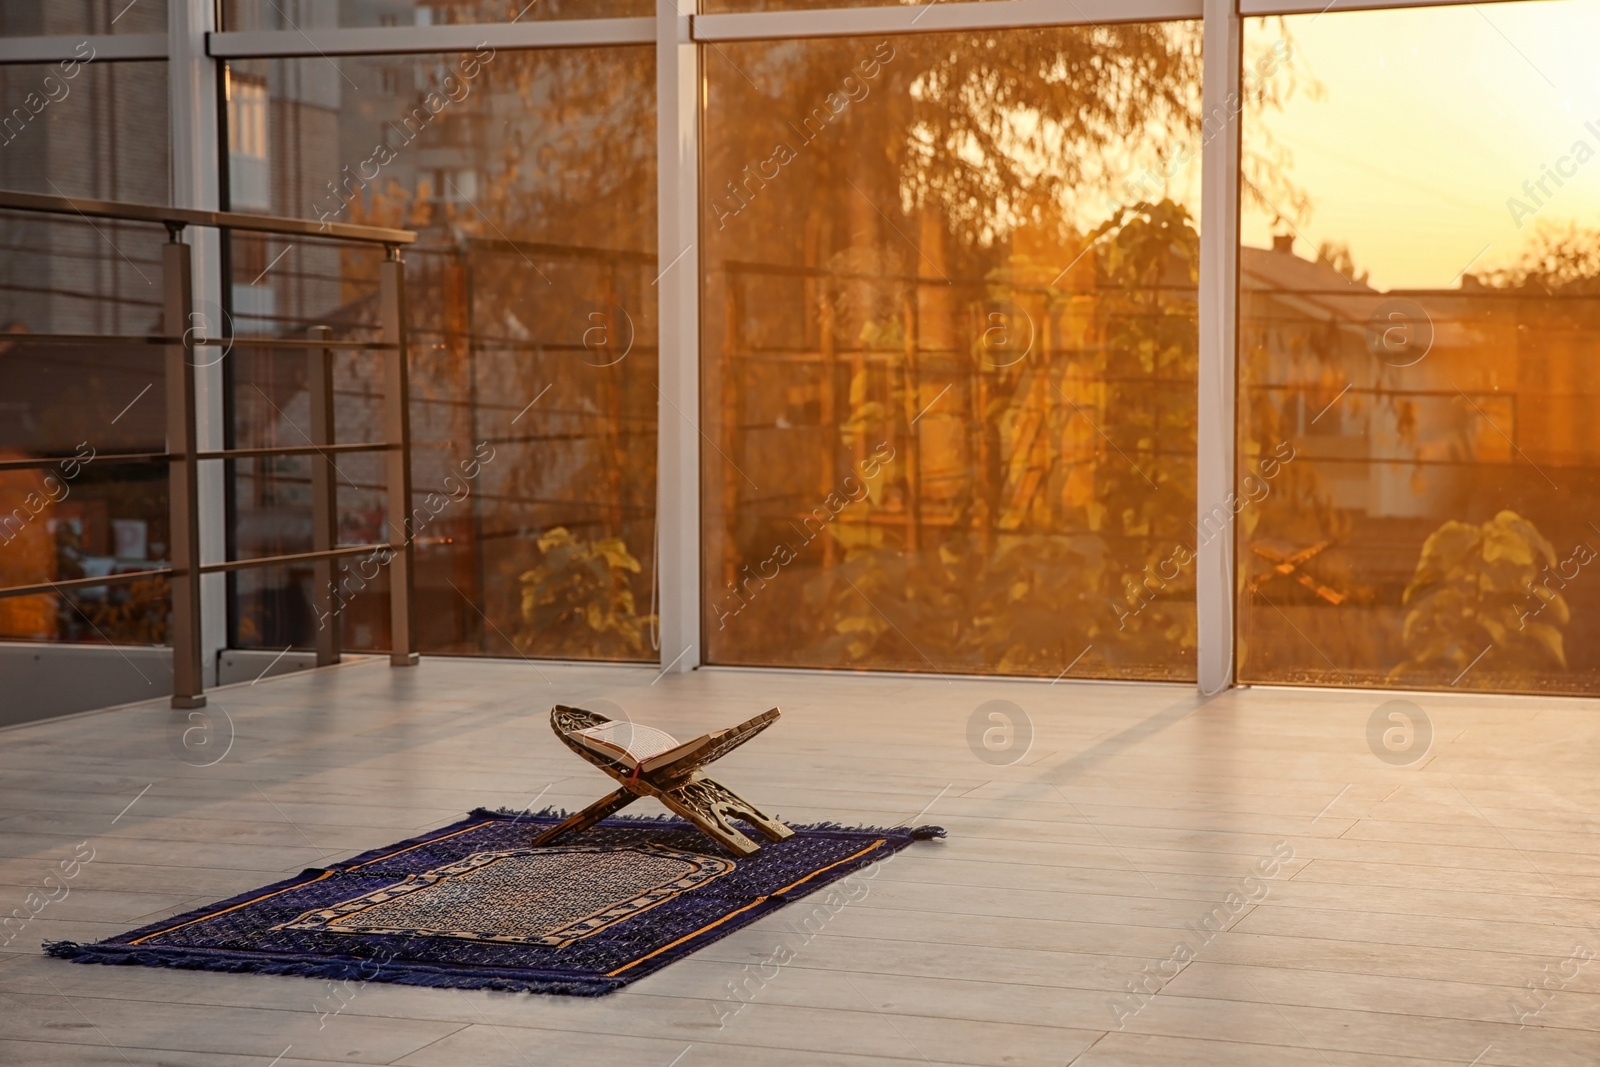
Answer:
[1197,0,1242,695]
[693,0,1201,41]
[206,21,654,58]
[1243,0,1487,13]
[655,0,702,675]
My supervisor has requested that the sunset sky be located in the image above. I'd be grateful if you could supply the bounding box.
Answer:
[1242,0,1600,291]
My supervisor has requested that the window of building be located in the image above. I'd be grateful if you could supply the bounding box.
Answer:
[1237,1,1600,695]
[700,23,1203,680]
[220,48,659,661]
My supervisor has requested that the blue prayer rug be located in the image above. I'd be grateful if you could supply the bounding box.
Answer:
[45,809,944,995]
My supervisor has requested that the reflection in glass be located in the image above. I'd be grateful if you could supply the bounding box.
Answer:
[0,2,167,36]
[0,59,171,647]
[222,48,657,660]
[1238,3,1600,694]
[0,60,169,202]
[0,334,169,646]
[702,26,1204,679]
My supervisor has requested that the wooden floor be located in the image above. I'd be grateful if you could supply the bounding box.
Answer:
[1,657,1598,1065]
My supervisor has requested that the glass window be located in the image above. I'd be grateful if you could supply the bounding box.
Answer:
[0,326,168,647]
[222,47,657,661]
[0,59,170,647]
[222,0,646,30]
[1238,1,1600,695]
[702,24,1203,679]
[0,1,168,36]
[702,0,1000,13]
[0,59,169,203]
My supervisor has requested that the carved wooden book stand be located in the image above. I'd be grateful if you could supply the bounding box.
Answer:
[532,704,796,857]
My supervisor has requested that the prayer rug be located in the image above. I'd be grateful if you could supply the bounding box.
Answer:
[45,809,942,995]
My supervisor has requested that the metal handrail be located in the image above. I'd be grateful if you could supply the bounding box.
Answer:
[0,333,174,347]
[0,570,176,599]
[203,338,397,350]
[4,334,398,349]
[0,452,168,472]
[0,543,396,598]
[198,544,393,576]
[0,444,399,472]
[0,192,420,707]
[0,189,415,246]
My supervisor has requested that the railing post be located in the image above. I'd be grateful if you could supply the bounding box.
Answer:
[164,227,206,708]
[380,248,418,666]
[308,324,341,667]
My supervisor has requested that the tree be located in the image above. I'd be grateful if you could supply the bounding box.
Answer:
[700,22,1304,677]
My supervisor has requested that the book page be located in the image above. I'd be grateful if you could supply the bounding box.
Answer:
[573,721,681,764]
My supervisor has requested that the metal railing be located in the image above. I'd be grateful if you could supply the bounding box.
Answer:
[0,189,419,709]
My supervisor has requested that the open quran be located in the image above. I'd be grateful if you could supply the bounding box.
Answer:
[566,720,708,775]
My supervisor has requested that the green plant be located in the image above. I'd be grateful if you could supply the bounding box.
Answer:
[1390,510,1568,683]
[516,527,654,660]
[806,534,1115,673]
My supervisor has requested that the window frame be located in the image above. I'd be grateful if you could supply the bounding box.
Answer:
[0,0,1534,691]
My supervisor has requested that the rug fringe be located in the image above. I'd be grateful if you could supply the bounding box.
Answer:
[43,940,621,996]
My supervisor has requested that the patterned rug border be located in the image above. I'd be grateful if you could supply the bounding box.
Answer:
[44,808,945,996]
